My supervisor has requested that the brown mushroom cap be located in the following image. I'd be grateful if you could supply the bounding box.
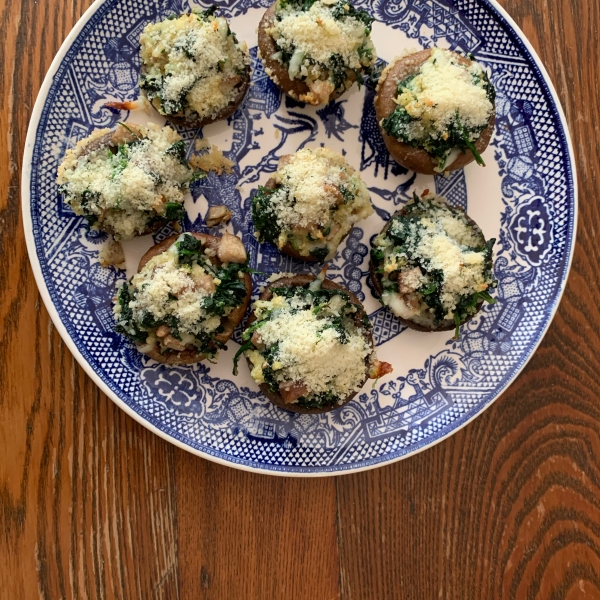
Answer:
[244,274,374,414]
[135,232,252,364]
[257,2,356,104]
[374,49,496,175]
[140,63,251,129]
[369,203,486,333]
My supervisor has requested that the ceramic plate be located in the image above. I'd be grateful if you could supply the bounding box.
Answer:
[22,0,576,475]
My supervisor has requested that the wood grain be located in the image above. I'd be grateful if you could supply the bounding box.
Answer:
[0,0,598,598]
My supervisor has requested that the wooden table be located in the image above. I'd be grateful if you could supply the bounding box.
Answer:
[1,0,597,598]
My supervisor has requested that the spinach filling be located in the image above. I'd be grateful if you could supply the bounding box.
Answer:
[273,0,375,92]
[59,135,198,227]
[236,285,369,409]
[277,0,373,28]
[251,186,283,245]
[114,233,249,356]
[140,6,246,118]
[371,194,497,337]
[308,246,330,262]
[381,68,495,170]
[251,184,339,262]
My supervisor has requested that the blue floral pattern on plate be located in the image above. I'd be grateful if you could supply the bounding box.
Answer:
[22,0,576,474]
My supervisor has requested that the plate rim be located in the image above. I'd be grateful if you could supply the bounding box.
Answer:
[21,0,578,477]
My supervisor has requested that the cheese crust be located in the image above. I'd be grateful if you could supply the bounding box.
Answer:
[113,232,251,364]
[57,124,197,240]
[241,274,384,413]
[252,147,373,261]
[140,10,250,125]
[370,193,496,333]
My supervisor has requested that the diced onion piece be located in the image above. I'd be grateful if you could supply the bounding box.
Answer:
[288,50,305,80]
[216,17,228,39]
[137,341,157,355]
[382,291,419,320]
[433,147,462,173]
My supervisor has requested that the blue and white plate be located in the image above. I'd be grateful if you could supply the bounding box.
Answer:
[22,0,576,475]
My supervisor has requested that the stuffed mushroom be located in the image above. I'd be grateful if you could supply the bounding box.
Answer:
[257,0,376,105]
[139,7,251,128]
[251,147,373,261]
[57,123,202,240]
[235,271,392,414]
[370,192,497,337]
[375,48,496,174]
[113,231,252,364]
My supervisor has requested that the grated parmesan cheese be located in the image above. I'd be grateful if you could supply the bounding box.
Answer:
[258,147,373,259]
[140,12,250,120]
[267,1,375,103]
[57,124,194,240]
[373,193,495,325]
[391,48,493,144]
[246,290,371,400]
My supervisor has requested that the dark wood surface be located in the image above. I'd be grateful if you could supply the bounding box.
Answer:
[1,0,598,598]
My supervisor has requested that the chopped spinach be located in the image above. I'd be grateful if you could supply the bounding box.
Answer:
[165,202,186,221]
[452,288,497,339]
[331,1,374,31]
[278,0,318,11]
[260,343,282,392]
[277,43,296,66]
[139,73,162,95]
[328,53,348,91]
[370,247,384,262]
[251,186,283,244]
[114,284,147,343]
[111,145,130,180]
[80,189,100,210]
[371,196,497,331]
[357,43,373,63]
[233,339,254,375]
[202,262,248,316]
[297,390,338,410]
[418,269,446,323]
[241,319,267,341]
[319,315,348,343]
[198,5,218,20]
[382,105,489,168]
[175,233,205,266]
[175,234,250,317]
[339,184,354,204]
[165,140,188,164]
[380,105,417,139]
[395,74,417,95]
[309,246,330,262]
[190,170,207,183]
